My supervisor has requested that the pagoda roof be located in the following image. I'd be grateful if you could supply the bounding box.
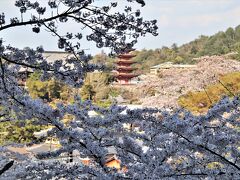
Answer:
[116,66,137,71]
[118,54,136,59]
[116,60,136,64]
[124,48,136,53]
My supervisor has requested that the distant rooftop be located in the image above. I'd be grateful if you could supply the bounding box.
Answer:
[19,51,74,72]
[43,51,73,63]
[151,62,196,69]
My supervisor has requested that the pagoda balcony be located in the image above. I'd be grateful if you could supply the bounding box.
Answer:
[114,73,138,79]
[116,60,136,65]
[116,66,137,71]
[114,49,138,85]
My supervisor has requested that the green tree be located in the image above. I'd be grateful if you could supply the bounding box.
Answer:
[26,72,73,102]
[235,25,240,39]
[174,56,184,64]
[225,27,235,41]
[0,120,46,145]
[47,79,62,99]
[80,84,96,100]
[26,72,49,100]
[171,43,178,53]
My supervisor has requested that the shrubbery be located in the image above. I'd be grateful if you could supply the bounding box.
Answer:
[0,120,46,145]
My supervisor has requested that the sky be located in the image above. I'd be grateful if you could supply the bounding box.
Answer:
[1,0,240,55]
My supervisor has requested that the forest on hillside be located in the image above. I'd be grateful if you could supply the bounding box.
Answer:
[92,25,240,73]
[133,25,240,73]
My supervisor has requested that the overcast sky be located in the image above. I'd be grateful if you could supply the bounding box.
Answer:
[1,0,240,55]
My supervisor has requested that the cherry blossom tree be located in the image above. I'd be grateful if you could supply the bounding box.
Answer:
[0,0,240,179]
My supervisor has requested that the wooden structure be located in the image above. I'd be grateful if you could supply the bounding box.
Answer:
[114,50,138,85]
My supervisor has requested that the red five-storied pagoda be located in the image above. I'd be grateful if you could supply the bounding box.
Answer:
[114,49,138,85]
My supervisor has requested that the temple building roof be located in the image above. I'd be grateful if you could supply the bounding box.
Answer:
[150,62,197,69]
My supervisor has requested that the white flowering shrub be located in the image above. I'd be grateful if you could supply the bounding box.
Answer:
[0,1,239,179]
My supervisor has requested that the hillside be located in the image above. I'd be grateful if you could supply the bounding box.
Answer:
[133,55,240,108]
[131,25,240,73]
[92,25,240,73]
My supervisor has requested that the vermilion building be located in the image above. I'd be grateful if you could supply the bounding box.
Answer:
[114,50,138,85]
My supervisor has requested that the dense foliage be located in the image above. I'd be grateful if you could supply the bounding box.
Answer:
[0,0,239,179]
[2,97,240,179]
[0,120,45,145]
[178,72,240,113]
[80,72,113,101]
[0,71,76,145]
[26,72,74,102]
[1,70,114,146]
